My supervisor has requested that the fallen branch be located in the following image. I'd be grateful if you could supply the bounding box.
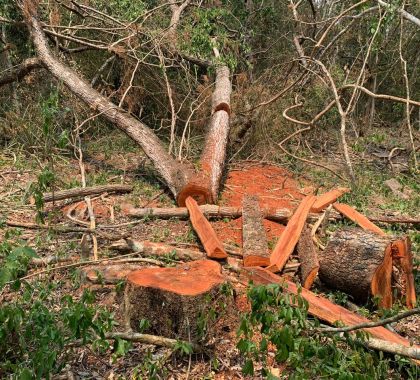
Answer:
[319,307,420,334]
[43,184,133,202]
[364,338,420,360]
[0,57,42,87]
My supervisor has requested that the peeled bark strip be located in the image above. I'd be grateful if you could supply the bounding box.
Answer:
[269,195,316,272]
[311,187,349,212]
[21,4,191,198]
[319,228,406,308]
[110,239,205,261]
[297,225,319,289]
[43,184,133,202]
[333,203,386,236]
[391,237,416,309]
[242,195,270,267]
[185,197,228,259]
[124,260,225,341]
[243,267,420,365]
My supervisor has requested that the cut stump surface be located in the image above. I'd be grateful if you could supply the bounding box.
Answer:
[124,260,226,341]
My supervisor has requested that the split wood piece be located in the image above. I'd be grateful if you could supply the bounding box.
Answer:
[297,224,319,289]
[185,197,228,259]
[124,259,226,341]
[319,228,410,309]
[242,195,270,267]
[269,195,316,273]
[391,237,416,309]
[110,239,205,261]
[243,267,420,365]
[311,187,350,212]
[43,184,133,203]
[333,203,386,236]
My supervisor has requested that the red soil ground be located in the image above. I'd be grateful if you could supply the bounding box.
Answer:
[213,164,310,246]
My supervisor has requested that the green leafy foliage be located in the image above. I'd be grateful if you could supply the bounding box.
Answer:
[0,284,114,379]
[237,283,418,379]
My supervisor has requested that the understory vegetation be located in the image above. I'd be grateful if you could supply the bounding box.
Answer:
[1,0,419,378]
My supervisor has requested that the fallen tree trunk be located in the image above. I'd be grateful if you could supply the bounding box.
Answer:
[297,225,319,289]
[333,203,386,236]
[110,239,205,261]
[177,65,232,205]
[243,267,420,365]
[125,204,420,225]
[124,259,226,341]
[43,184,133,202]
[21,3,191,198]
[242,195,270,267]
[269,195,316,272]
[185,197,228,259]
[319,228,412,309]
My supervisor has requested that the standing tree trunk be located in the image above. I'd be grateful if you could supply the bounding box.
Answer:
[21,2,191,199]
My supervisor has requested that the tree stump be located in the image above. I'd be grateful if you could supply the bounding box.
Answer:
[124,260,226,342]
[319,228,411,308]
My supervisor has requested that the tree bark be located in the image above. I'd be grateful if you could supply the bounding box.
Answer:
[242,195,270,267]
[43,184,133,202]
[21,2,191,198]
[319,228,409,308]
[124,259,225,341]
[297,225,319,289]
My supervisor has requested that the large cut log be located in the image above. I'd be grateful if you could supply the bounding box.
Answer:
[333,203,386,236]
[319,228,411,308]
[177,65,232,206]
[43,184,133,202]
[185,197,228,259]
[311,187,349,212]
[297,224,319,289]
[21,3,191,198]
[269,195,316,272]
[110,239,205,261]
[242,195,270,267]
[243,267,420,364]
[391,237,416,309]
[124,259,226,341]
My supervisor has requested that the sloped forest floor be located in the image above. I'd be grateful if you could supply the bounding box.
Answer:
[0,127,419,379]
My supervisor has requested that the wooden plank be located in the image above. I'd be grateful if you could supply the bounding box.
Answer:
[297,224,319,289]
[311,187,349,212]
[333,203,386,236]
[243,267,420,364]
[269,195,316,272]
[185,196,228,259]
[242,195,270,267]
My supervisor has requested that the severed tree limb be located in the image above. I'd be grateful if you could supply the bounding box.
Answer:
[0,57,42,87]
[20,1,192,199]
[377,0,420,28]
[363,338,420,360]
[43,183,132,203]
[319,307,420,334]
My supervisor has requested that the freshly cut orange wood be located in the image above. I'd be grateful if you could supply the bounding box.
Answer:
[333,203,386,236]
[185,196,228,259]
[244,267,420,363]
[311,187,350,212]
[269,195,316,272]
[242,195,270,267]
[392,237,416,309]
